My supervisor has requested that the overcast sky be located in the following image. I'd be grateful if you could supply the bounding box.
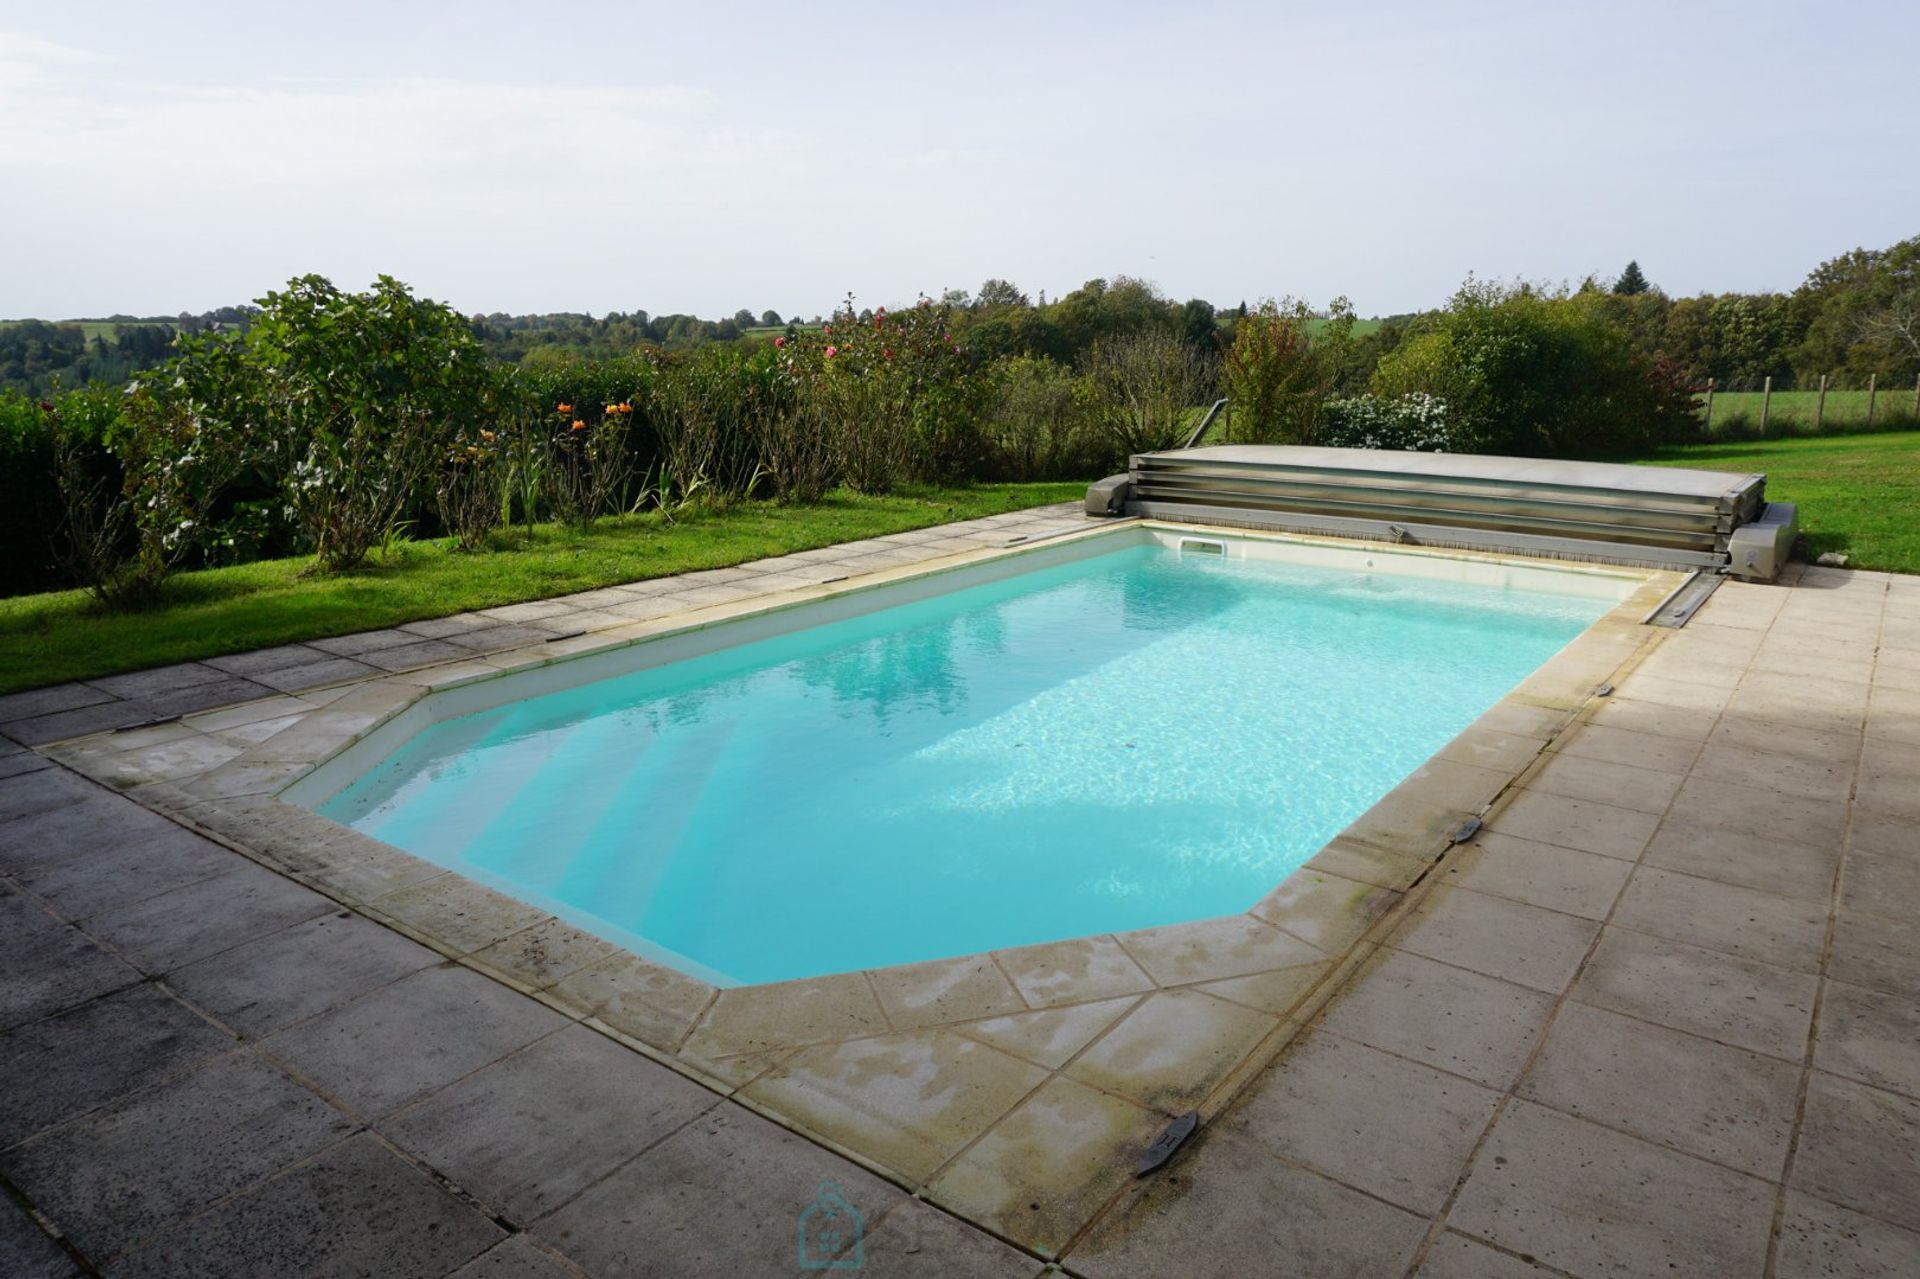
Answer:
[3,1,1915,320]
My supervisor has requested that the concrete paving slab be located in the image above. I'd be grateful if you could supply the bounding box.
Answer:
[1612,865,1829,972]
[166,910,438,1039]
[1791,1072,1920,1233]
[1556,721,1702,773]
[0,1192,76,1279]
[263,965,569,1118]
[0,683,114,725]
[0,984,233,1146]
[386,1024,716,1224]
[867,955,1027,1031]
[746,1030,1047,1182]
[1774,1190,1920,1279]
[307,628,425,657]
[0,892,141,1032]
[447,1233,585,1278]
[469,919,620,992]
[0,766,102,824]
[547,950,714,1053]
[83,861,334,973]
[0,1053,355,1262]
[989,937,1155,1010]
[1485,790,1659,861]
[1216,1028,1501,1214]
[1063,989,1276,1113]
[817,1195,1043,1279]
[356,638,477,672]
[1441,830,1632,920]
[1815,978,1920,1100]
[201,644,334,678]
[1448,1098,1774,1277]
[449,1236,583,1275]
[1584,693,1721,741]
[248,655,382,692]
[926,1076,1160,1257]
[1518,1001,1800,1179]
[140,676,278,719]
[1067,1130,1429,1278]
[372,874,551,956]
[1525,751,1684,814]
[1828,909,1920,999]
[0,751,53,781]
[951,998,1139,1071]
[536,1105,906,1277]
[2,700,162,747]
[1315,949,1555,1089]
[84,664,232,701]
[1573,928,1819,1061]
[1411,1232,1559,1278]
[683,972,889,1059]
[1388,885,1599,994]
[109,1131,505,1278]
[1641,815,1841,904]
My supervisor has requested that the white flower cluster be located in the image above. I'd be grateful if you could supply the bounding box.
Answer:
[1320,393,1455,452]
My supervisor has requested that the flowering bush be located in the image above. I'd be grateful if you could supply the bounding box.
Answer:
[779,296,982,491]
[1318,393,1457,451]
[543,399,634,529]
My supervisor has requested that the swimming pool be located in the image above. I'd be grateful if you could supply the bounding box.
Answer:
[311,533,1629,986]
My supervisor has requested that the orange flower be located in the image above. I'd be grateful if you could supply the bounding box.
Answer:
[557,402,573,413]
[571,419,586,431]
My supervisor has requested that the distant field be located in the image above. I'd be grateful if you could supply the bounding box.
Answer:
[1301,316,1384,339]
[1700,387,1920,429]
[1638,430,1920,573]
[0,319,171,341]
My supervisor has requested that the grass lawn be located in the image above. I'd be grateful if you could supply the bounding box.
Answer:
[1636,430,1920,574]
[0,482,1084,695]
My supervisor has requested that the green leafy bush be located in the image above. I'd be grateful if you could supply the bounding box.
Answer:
[1372,281,1697,456]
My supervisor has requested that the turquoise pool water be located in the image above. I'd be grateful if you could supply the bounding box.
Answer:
[320,544,1621,985]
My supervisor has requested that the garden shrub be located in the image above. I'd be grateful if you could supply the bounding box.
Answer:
[1319,393,1456,451]
[978,357,1099,480]
[1372,280,1698,456]
[246,275,497,570]
[1078,330,1213,468]
[1221,300,1352,444]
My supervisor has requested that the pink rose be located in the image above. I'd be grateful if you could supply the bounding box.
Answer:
[825,345,838,358]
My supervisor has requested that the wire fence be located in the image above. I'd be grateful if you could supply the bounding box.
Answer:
[1697,372,1920,436]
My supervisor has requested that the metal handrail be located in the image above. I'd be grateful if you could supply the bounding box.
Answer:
[1180,398,1230,450]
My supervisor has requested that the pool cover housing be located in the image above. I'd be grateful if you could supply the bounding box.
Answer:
[1086,445,1796,580]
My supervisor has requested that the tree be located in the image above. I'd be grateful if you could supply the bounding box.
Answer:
[976,279,1029,309]
[760,309,783,327]
[732,309,757,329]
[1613,261,1650,295]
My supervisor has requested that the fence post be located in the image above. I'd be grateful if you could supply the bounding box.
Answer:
[1866,373,1877,428]
[1760,376,1772,434]
[1913,372,1919,416]
[1703,378,1716,433]
[1816,373,1828,431]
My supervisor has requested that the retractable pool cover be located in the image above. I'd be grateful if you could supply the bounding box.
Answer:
[1087,445,1781,573]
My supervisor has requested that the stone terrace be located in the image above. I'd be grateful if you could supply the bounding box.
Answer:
[2,509,1918,1276]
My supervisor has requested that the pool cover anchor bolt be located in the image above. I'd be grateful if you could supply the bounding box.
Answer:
[1592,681,1615,697]
[1136,1111,1201,1176]
[1447,817,1483,845]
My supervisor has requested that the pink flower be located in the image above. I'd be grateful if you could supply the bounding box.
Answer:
[825,345,838,358]
[774,336,785,348]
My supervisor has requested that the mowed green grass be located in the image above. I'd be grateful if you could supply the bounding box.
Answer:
[1699,387,1920,429]
[0,483,1085,695]
[1637,430,1920,573]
